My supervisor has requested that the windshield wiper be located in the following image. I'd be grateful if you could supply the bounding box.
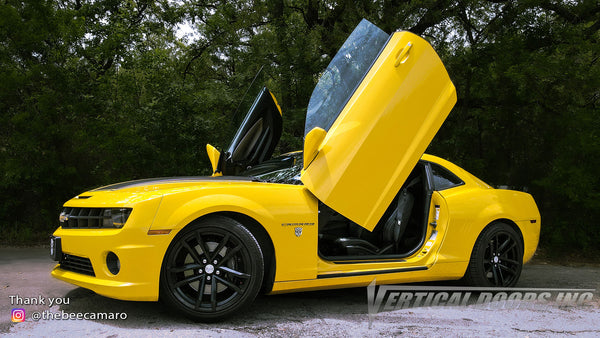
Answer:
[248,175,266,183]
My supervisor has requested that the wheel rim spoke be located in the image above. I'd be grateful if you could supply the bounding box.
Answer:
[195,276,206,310]
[215,275,243,294]
[497,265,505,285]
[211,233,230,261]
[492,265,499,285]
[169,263,202,273]
[210,277,217,311]
[509,242,517,253]
[494,235,500,254]
[498,237,511,253]
[220,266,251,279]
[501,257,520,265]
[195,231,211,259]
[499,263,517,275]
[217,245,242,266]
[501,242,517,256]
[182,241,203,264]
[174,273,205,289]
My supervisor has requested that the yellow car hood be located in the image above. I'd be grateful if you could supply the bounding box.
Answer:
[92,176,257,193]
[65,177,259,207]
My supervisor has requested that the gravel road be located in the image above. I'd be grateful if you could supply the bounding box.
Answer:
[1,247,599,337]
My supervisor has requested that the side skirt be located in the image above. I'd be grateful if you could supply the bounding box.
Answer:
[317,266,427,279]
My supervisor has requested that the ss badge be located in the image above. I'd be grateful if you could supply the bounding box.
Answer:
[294,227,303,237]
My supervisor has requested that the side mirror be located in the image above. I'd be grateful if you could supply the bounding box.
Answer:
[206,144,222,176]
[303,127,327,169]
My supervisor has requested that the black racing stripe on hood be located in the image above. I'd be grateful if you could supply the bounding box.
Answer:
[92,176,258,191]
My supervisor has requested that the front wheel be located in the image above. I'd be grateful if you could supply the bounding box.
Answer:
[160,216,264,321]
[464,222,523,287]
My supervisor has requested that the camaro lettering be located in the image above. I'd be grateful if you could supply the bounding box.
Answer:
[281,222,315,226]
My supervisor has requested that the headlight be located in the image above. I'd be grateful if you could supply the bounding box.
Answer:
[103,208,132,228]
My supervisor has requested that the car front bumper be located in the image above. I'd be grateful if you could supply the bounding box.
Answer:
[51,225,175,301]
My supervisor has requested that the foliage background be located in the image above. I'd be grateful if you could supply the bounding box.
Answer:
[1,0,598,255]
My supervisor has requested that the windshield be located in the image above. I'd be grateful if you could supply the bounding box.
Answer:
[241,152,303,185]
[304,19,389,136]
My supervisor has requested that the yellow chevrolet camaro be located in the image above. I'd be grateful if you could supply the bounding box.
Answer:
[51,19,540,321]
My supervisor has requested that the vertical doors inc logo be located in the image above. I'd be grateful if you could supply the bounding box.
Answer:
[11,308,25,322]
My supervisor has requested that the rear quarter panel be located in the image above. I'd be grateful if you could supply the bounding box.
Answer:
[437,185,541,269]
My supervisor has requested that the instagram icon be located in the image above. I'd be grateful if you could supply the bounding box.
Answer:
[11,308,25,322]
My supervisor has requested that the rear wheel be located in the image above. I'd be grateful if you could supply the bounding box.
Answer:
[464,222,523,287]
[160,215,264,321]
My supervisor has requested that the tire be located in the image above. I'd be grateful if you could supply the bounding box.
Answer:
[464,222,523,287]
[160,215,264,321]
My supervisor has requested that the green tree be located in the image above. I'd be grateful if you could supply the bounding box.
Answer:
[1,0,598,255]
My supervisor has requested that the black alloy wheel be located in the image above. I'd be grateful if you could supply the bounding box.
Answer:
[464,222,523,287]
[160,215,264,321]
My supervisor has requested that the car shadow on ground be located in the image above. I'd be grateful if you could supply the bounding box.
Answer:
[58,286,371,330]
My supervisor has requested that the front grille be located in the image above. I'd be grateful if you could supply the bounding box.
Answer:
[60,207,131,229]
[60,207,105,228]
[60,254,95,276]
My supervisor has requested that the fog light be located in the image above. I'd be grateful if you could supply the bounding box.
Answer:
[106,252,120,275]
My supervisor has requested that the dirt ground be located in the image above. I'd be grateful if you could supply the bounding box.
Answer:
[1,247,599,337]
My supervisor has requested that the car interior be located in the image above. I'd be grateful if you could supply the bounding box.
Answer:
[318,163,431,260]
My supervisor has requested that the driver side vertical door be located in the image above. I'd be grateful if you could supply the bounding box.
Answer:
[301,28,457,231]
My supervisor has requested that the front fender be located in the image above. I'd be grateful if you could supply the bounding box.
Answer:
[150,193,272,232]
[149,184,319,282]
